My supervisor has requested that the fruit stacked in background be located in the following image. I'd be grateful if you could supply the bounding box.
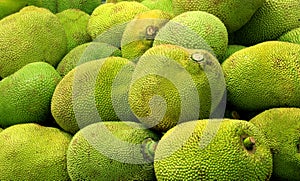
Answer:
[0,0,299,180]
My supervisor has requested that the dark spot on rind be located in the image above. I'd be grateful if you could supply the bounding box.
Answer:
[145,26,159,40]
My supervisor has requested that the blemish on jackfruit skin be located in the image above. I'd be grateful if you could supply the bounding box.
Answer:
[249,108,300,181]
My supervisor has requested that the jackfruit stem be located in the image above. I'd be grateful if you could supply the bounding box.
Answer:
[243,137,255,151]
[141,138,158,162]
[191,53,204,63]
[145,26,159,40]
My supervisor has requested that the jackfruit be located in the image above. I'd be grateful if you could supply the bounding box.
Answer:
[67,121,160,180]
[51,57,136,134]
[249,108,300,181]
[0,62,62,128]
[0,6,67,78]
[220,44,246,63]
[278,27,300,45]
[56,42,121,77]
[153,11,228,60]
[128,44,226,132]
[56,9,92,52]
[234,0,300,46]
[87,2,149,47]
[0,123,72,181]
[141,0,173,15]
[172,0,265,33]
[26,0,103,14]
[0,0,28,19]
[107,0,143,2]
[222,41,300,112]
[121,9,173,60]
[154,119,273,180]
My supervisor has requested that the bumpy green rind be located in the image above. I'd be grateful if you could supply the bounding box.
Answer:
[278,27,300,45]
[0,0,28,19]
[121,9,173,60]
[128,44,226,132]
[172,0,265,33]
[220,45,246,63]
[51,57,136,134]
[56,42,121,77]
[234,0,300,46]
[154,119,273,180]
[56,9,92,52]
[222,41,300,112]
[67,121,160,180]
[87,2,149,47]
[0,123,72,181]
[141,0,174,15]
[0,62,62,128]
[0,6,67,78]
[249,108,300,181]
[153,11,228,60]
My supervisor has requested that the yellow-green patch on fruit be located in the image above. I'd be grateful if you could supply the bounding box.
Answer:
[56,9,92,52]
[249,108,300,181]
[0,6,67,78]
[0,123,72,181]
[222,41,300,112]
[0,62,62,128]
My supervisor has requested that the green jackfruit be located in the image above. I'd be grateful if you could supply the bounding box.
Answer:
[222,41,300,112]
[0,0,28,19]
[278,27,300,45]
[0,62,61,128]
[56,9,92,52]
[172,0,265,33]
[154,119,273,180]
[141,0,173,15]
[234,0,300,46]
[0,6,67,78]
[67,121,160,180]
[87,2,149,47]
[26,0,103,14]
[121,9,173,60]
[56,42,121,77]
[128,44,226,132]
[51,57,136,134]
[0,123,72,181]
[220,44,246,63]
[249,108,300,180]
[153,11,228,60]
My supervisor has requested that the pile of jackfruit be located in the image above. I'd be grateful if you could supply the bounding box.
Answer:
[0,0,300,180]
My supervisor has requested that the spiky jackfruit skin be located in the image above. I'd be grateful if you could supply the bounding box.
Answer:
[56,9,92,52]
[154,119,273,180]
[0,123,72,181]
[128,44,225,132]
[106,0,143,2]
[222,41,300,112]
[121,10,173,60]
[87,2,149,47]
[56,42,121,77]
[141,0,174,15]
[153,11,228,60]
[278,27,300,45]
[249,108,300,180]
[51,57,136,134]
[233,0,300,46]
[0,6,67,78]
[26,0,103,14]
[0,0,28,19]
[220,44,246,63]
[67,121,160,180]
[172,0,265,33]
[0,62,62,128]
